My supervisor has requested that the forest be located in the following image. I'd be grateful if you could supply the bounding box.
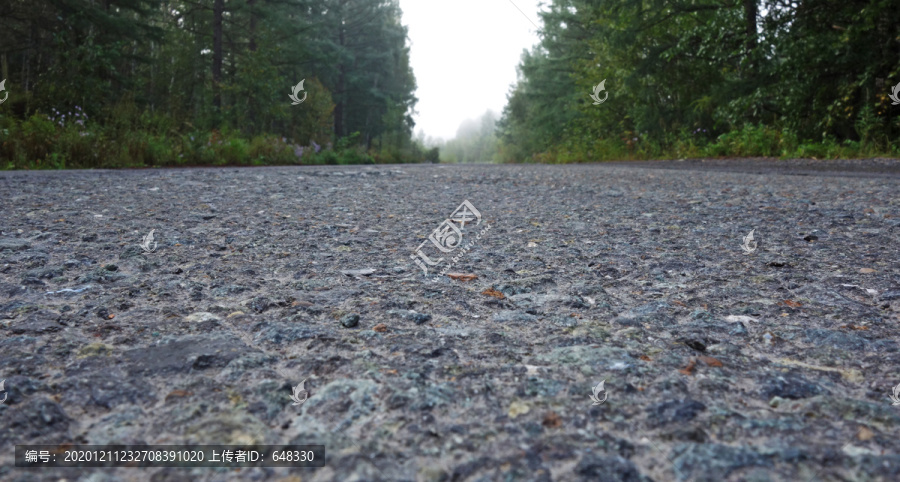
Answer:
[2,1,899,168]
[0,0,437,168]
[493,0,900,163]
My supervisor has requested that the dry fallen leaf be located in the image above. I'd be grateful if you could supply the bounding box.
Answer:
[482,287,506,299]
[166,390,192,401]
[447,273,478,281]
[699,356,723,367]
[857,426,875,441]
[639,355,652,361]
[859,268,876,274]
[373,323,388,332]
[782,299,802,308]
[542,411,562,428]
[678,359,696,375]
[840,324,869,331]
[672,299,687,307]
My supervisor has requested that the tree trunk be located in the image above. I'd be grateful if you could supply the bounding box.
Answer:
[334,22,345,138]
[248,0,257,52]
[743,0,758,52]
[246,0,257,133]
[213,0,224,110]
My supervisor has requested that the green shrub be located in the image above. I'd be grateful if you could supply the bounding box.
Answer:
[310,149,339,165]
[217,137,250,165]
[20,114,57,163]
[249,135,295,164]
[425,147,440,163]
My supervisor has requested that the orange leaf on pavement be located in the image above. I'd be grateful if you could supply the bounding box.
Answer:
[482,287,506,299]
[678,359,696,375]
[840,324,869,331]
[447,273,477,281]
[698,356,723,367]
[542,411,562,428]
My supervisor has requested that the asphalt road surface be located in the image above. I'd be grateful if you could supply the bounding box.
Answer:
[1,159,899,481]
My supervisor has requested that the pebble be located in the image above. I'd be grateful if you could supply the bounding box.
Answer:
[340,313,360,328]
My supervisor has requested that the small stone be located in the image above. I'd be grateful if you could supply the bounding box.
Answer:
[647,398,706,425]
[611,301,672,327]
[724,315,757,323]
[681,338,707,352]
[119,245,144,259]
[11,311,62,334]
[508,400,530,418]
[761,373,822,400]
[388,309,431,325]
[184,312,219,323]
[340,313,360,328]
[0,238,30,250]
[373,323,388,332]
[492,310,537,323]
[77,343,114,358]
[249,296,271,313]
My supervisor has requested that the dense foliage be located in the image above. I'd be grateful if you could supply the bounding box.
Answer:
[496,0,900,162]
[0,0,427,168]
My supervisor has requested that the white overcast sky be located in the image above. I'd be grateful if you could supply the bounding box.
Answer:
[398,0,544,142]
